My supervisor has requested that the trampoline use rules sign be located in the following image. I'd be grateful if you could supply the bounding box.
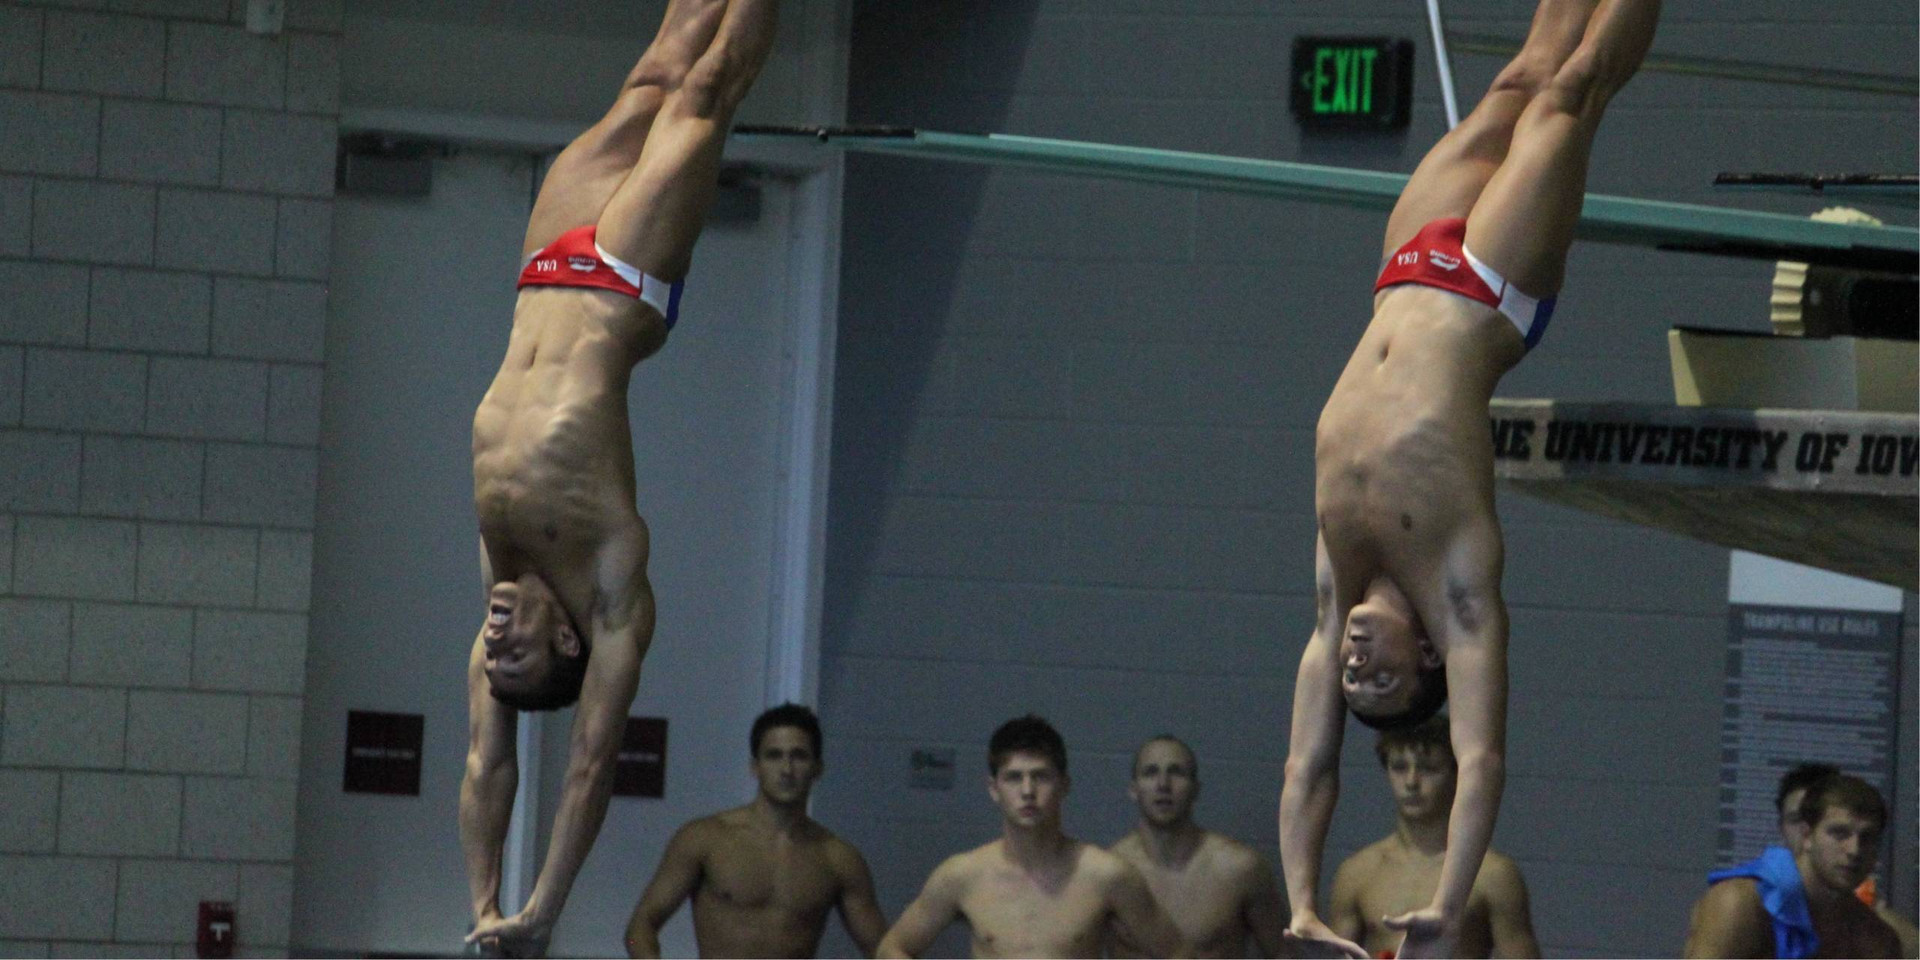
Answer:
[1717,603,1903,868]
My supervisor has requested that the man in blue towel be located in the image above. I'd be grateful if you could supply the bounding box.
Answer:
[1683,773,1902,958]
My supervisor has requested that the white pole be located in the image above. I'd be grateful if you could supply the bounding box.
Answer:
[1424,0,1462,129]
[501,712,543,914]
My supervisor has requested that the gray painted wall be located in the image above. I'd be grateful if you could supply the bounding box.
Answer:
[816,3,1917,958]
[340,0,825,132]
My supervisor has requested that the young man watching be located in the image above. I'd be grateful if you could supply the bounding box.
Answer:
[1685,774,1903,958]
[1327,718,1538,959]
[1773,764,1842,855]
[624,704,888,958]
[878,715,1191,959]
[1108,736,1288,958]
[1774,764,1917,958]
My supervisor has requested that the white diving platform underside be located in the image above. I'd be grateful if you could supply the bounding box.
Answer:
[1489,400,1917,589]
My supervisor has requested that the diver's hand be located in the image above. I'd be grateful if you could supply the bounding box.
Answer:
[1384,906,1455,959]
[467,910,553,958]
[1284,914,1369,959]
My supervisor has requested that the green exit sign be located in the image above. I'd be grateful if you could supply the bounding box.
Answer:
[1291,36,1414,130]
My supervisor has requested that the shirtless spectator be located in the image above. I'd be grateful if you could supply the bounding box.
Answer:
[1685,774,1902,958]
[625,704,887,958]
[1327,718,1537,959]
[1773,765,1918,959]
[1109,736,1288,958]
[877,715,1191,959]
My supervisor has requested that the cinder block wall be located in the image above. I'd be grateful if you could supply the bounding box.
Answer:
[0,0,338,956]
[815,3,1917,959]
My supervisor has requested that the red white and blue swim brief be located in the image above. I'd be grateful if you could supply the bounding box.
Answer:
[1374,217,1555,350]
[517,225,683,330]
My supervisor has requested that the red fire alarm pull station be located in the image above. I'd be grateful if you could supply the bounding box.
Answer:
[198,900,236,959]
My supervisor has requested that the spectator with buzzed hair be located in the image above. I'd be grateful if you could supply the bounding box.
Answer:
[1108,735,1288,958]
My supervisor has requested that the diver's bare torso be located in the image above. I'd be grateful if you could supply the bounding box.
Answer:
[471,287,665,612]
[1313,287,1525,611]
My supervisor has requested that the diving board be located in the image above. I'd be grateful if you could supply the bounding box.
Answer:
[1715,172,1919,199]
[1488,399,1918,588]
[734,126,1919,273]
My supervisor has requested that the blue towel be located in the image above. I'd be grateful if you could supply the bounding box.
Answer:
[1708,845,1818,959]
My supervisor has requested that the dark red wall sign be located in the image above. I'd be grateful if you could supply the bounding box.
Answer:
[344,710,425,795]
[613,717,669,798]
